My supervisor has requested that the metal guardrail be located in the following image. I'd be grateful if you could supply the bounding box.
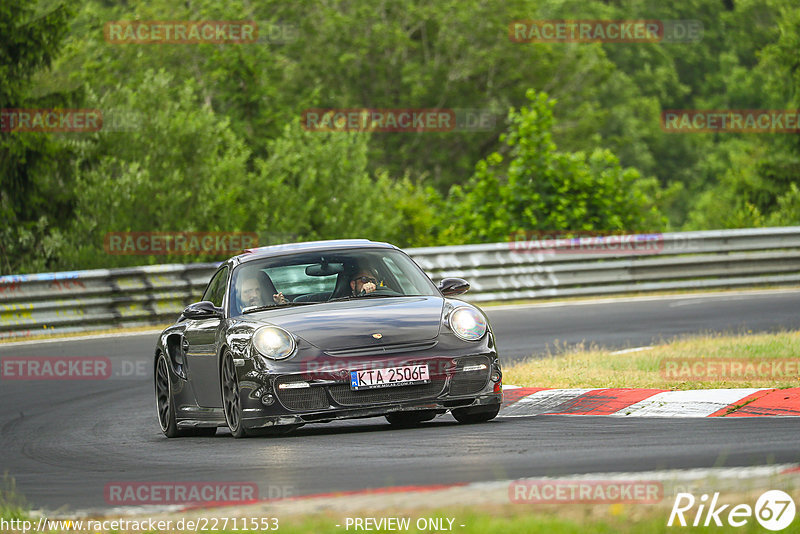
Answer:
[2,227,800,340]
[0,264,219,339]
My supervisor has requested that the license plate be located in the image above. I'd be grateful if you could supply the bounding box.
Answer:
[349,364,430,390]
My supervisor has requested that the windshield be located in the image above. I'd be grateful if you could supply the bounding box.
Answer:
[229,248,438,316]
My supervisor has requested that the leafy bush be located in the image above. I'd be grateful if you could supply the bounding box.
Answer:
[437,90,666,244]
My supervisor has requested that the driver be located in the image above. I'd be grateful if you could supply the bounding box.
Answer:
[239,274,287,309]
[349,266,380,297]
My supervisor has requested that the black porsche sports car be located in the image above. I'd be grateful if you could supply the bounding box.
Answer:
[154,239,502,438]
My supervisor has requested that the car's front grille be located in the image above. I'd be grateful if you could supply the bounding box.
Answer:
[449,356,491,396]
[325,341,437,358]
[329,379,446,406]
[274,376,329,411]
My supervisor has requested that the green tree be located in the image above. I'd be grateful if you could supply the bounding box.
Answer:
[683,0,800,229]
[58,70,252,269]
[247,119,405,244]
[438,90,665,243]
[0,0,75,274]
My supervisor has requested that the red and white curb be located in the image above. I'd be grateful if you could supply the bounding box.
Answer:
[500,387,800,417]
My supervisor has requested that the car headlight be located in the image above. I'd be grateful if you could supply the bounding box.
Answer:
[448,307,487,341]
[253,326,296,360]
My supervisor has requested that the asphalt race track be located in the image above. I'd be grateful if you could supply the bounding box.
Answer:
[491,289,800,361]
[1,289,799,512]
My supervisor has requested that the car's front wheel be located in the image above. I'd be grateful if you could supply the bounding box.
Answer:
[156,353,217,438]
[451,403,500,424]
[221,350,248,438]
[156,353,201,437]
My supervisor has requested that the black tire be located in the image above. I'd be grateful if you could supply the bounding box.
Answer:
[155,353,194,438]
[221,350,249,438]
[451,403,500,424]
[386,410,437,427]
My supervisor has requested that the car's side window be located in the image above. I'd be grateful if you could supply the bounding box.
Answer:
[211,267,229,307]
[202,267,228,308]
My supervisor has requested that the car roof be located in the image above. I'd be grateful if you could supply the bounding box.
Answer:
[232,239,399,264]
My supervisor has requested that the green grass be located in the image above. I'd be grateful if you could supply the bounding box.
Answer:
[268,509,797,533]
[504,331,800,389]
[270,513,714,533]
[6,507,793,534]
[1,474,29,522]
[3,467,799,533]
[31,508,800,533]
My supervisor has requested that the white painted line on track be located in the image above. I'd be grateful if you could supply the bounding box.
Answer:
[0,329,163,347]
[484,288,800,312]
[609,346,653,355]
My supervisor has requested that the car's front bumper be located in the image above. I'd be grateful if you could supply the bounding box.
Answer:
[237,351,502,429]
[241,390,502,428]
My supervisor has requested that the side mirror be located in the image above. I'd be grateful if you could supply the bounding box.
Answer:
[182,301,222,319]
[438,277,470,297]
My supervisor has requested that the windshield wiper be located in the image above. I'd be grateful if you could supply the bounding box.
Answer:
[326,296,357,303]
[327,293,408,303]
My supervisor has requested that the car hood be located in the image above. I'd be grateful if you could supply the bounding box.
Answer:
[245,296,444,350]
